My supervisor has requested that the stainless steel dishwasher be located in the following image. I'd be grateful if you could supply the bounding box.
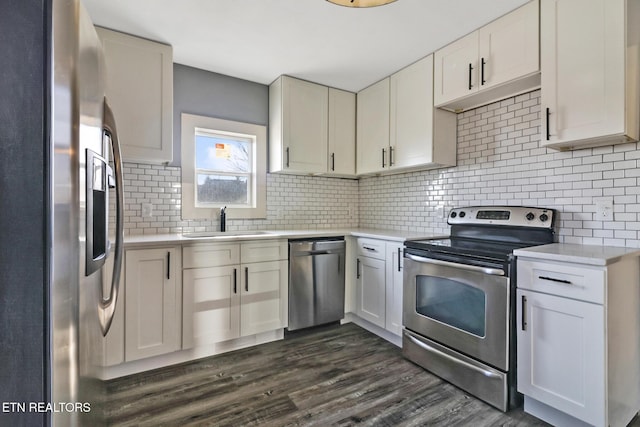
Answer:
[288,238,345,331]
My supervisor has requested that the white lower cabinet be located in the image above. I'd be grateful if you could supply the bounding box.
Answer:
[124,246,181,362]
[240,260,288,336]
[182,240,288,349]
[354,238,404,336]
[516,249,640,427]
[182,265,240,348]
[384,242,403,336]
[517,288,605,424]
[356,255,386,328]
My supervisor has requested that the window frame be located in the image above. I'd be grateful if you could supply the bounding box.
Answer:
[181,113,266,220]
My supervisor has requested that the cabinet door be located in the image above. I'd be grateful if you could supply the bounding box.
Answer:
[541,0,625,147]
[124,247,180,361]
[357,78,390,175]
[478,0,539,90]
[97,28,173,164]
[182,265,240,349]
[434,31,479,106]
[282,77,328,173]
[390,55,434,169]
[328,88,356,176]
[385,243,403,336]
[240,260,287,336]
[356,256,386,328]
[517,289,605,426]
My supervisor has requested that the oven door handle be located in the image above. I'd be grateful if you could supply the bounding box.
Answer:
[404,253,505,276]
[405,331,503,380]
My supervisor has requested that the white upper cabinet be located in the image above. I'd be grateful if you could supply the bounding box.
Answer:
[269,76,356,177]
[390,55,456,170]
[357,55,456,176]
[356,78,390,175]
[328,88,356,176]
[96,27,173,164]
[434,0,540,112]
[269,76,328,174]
[433,32,479,108]
[540,0,640,150]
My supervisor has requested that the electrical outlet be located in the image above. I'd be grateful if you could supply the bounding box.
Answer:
[435,205,444,219]
[142,203,153,218]
[595,198,613,221]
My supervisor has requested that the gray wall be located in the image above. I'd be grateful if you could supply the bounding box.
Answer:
[172,64,269,165]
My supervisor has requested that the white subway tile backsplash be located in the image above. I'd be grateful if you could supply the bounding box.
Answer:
[359,89,640,247]
[114,89,639,247]
[112,167,359,235]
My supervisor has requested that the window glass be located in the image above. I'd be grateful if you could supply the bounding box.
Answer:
[181,114,266,220]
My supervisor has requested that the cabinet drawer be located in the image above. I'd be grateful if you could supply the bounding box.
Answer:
[517,259,605,304]
[241,240,288,263]
[356,238,386,260]
[183,243,240,269]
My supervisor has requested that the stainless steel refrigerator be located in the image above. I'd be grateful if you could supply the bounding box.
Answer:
[0,0,124,425]
[50,0,124,425]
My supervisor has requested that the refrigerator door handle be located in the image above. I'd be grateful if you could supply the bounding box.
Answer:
[99,98,124,336]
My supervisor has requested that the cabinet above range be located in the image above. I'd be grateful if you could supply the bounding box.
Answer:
[433,0,540,113]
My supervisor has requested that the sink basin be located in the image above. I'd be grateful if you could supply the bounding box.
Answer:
[181,231,273,239]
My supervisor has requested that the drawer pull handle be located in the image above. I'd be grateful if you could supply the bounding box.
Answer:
[363,246,376,252]
[539,276,572,285]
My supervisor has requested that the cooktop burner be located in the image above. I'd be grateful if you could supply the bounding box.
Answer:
[404,206,557,272]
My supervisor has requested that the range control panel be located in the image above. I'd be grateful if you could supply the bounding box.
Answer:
[448,206,554,228]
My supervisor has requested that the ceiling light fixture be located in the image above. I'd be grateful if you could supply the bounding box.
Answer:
[326,0,398,8]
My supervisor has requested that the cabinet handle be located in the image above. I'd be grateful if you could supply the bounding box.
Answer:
[481,58,486,85]
[356,258,361,279]
[245,266,249,292]
[167,252,170,280]
[545,108,551,141]
[521,295,527,331]
[233,268,237,294]
[285,147,290,168]
[468,63,473,90]
[382,148,386,168]
[389,146,394,167]
[538,275,572,285]
[363,246,376,252]
[397,247,402,272]
[331,153,335,171]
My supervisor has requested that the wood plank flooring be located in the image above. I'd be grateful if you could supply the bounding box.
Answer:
[104,323,550,426]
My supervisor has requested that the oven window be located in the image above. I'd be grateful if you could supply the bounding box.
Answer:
[415,276,486,337]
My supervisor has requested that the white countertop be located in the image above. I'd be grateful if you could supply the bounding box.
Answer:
[514,243,640,266]
[124,228,444,247]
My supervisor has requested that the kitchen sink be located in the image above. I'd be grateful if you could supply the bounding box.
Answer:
[181,231,273,239]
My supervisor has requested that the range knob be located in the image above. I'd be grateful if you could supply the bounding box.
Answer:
[459,211,466,218]
[525,212,535,221]
[539,213,549,222]
[450,211,457,218]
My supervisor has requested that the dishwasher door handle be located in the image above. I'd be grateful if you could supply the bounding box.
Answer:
[293,250,341,256]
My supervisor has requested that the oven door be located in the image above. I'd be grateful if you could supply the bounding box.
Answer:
[403,252,509,371]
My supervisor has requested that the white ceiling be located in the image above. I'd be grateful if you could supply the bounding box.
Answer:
[83,0,530,92]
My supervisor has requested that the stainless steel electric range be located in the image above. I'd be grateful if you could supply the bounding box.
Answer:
[402,206,556,411]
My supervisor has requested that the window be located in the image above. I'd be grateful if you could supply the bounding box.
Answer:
[181,114,266,220]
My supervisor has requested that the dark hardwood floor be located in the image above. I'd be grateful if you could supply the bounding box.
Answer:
[104,323,550,426]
